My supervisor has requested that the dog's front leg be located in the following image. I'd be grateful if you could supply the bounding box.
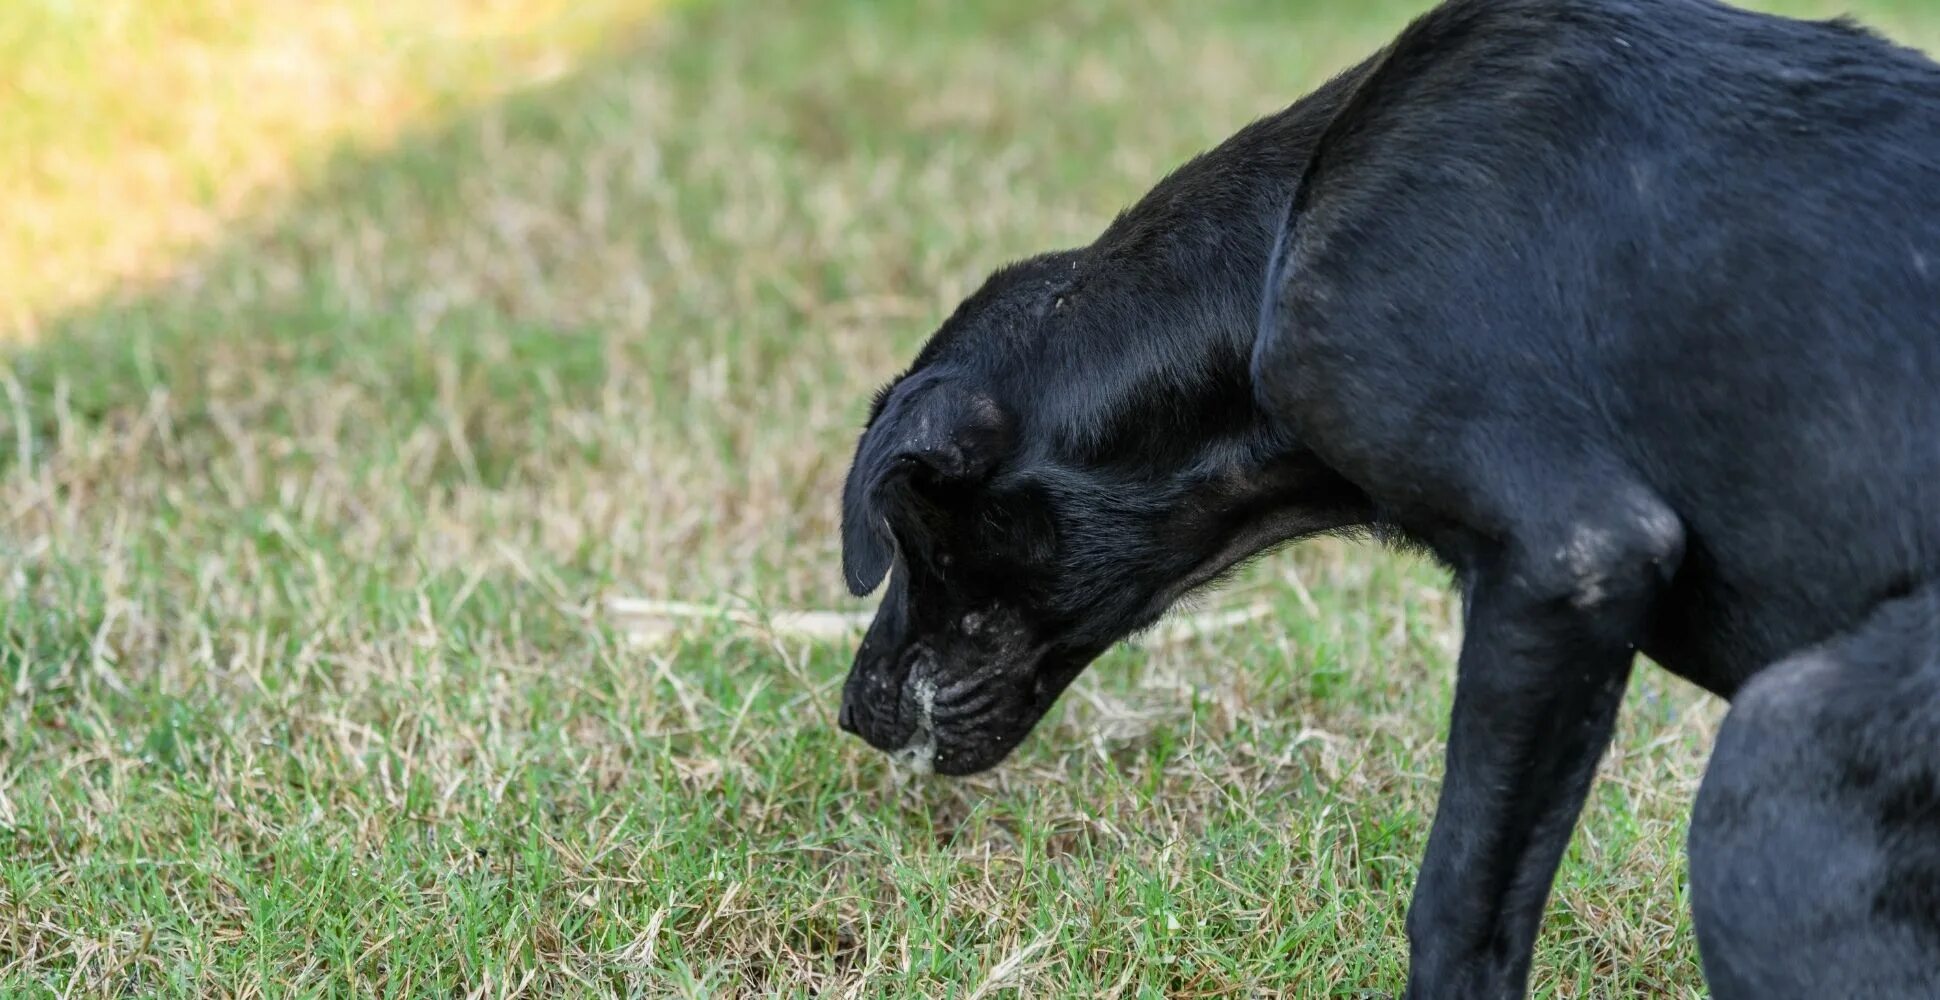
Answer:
[1403,505,1681,999]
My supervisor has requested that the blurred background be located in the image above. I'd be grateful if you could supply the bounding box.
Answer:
[3,0,1929,994]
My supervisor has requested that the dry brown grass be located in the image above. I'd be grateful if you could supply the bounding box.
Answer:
[1,0,664,336]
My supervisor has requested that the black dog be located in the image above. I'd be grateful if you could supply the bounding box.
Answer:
[833,0,1940,995]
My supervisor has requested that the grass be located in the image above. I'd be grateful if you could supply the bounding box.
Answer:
[1,0,1932,995]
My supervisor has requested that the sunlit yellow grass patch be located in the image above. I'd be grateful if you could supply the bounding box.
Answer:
[0,0,663,336]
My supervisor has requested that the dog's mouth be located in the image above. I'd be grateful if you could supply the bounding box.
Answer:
[868,648,1093,777]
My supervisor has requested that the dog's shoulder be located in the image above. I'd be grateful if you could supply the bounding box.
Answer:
[1252,0,1940,496]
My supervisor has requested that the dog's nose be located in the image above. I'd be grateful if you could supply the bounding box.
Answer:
[838,698,859,735]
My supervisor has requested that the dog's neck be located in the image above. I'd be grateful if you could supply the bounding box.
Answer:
[1042,84,1381,590]
[1044,95,1349,468]
[1099,108,1324,355]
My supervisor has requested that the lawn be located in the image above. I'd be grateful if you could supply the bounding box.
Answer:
[2,0,1932,995]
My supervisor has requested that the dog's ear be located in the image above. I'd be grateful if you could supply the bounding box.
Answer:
[841,383,1011,595]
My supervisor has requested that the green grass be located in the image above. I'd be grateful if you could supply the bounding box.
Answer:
[3,0,1932,995]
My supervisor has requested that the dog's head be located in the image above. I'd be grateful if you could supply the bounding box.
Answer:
[836,248,1366,775]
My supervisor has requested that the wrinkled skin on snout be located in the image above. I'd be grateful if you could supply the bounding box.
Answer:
[835,256,1369,775]
[837,551,1100,776]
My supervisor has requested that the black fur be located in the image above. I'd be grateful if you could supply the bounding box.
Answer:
[835,0,1940,995]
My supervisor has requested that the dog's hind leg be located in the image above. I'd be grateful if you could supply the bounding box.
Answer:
[1691,588,1940,1000]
